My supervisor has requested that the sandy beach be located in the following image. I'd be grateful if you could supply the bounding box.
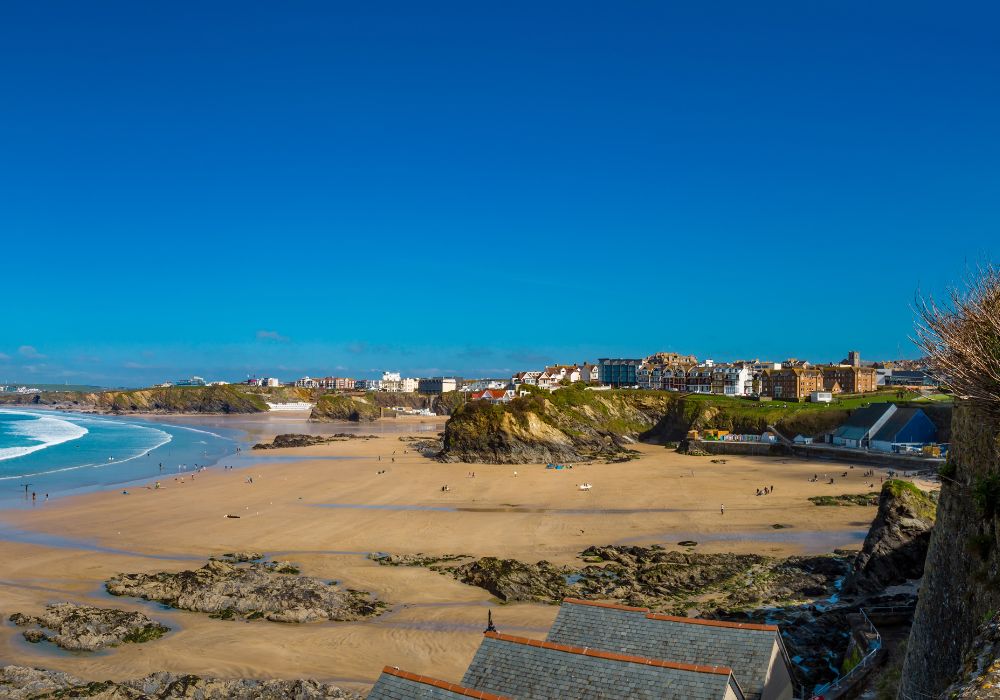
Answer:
[0,420,933,693]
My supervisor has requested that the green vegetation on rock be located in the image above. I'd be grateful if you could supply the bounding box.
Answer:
[0,384,308,414]
[310,394,380,422]
[439,383,948,464]
[809,493,880,507]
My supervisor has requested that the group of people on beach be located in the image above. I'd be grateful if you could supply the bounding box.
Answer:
[755,485,775,496]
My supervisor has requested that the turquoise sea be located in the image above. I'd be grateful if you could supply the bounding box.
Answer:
[0,409,238,508]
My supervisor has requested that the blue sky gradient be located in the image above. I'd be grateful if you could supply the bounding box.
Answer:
[1,2,997,386]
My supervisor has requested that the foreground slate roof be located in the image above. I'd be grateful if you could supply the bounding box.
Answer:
[369,666,511,700]
[546,599,782,700]
[461,631,744,699]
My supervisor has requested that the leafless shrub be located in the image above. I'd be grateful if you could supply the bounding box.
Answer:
[914,264,1000,408]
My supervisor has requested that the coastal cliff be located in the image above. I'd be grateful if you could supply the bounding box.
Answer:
[898,402,1000,697]
[0,384,283,414]
[438,384,862,463]
[310,394,381,422]
[439,385,676,463]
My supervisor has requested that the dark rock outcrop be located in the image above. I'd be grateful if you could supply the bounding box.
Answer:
[0,665,362,699]
[8,603,168,651]
[843,479,937,594]
[252,433,375,449]
[106,559,384,623]
[373,544,851,611]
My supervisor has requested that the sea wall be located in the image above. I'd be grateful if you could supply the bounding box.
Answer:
[692,440,779,457]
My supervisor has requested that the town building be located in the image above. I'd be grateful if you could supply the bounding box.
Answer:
[464,379,509,392]
[368,596,793,700]
[418,377,458,394]
[598,358,642,387]
[831,403,897,448]
[544,365,583,384]
[884,369,937,387]
[546,599,793,700]
[175,376,206,386]
[511,371,542,387]
[294,376,318,389]
[869,407,938,453]
[355,379,382,391]
[760,367,824,400]
[377,371,417,392]
[470,388,515,404]
[686,366,714,394]
[712,364,753,396]
[821,366,878,394]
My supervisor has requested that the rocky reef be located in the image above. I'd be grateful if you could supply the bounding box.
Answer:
[8,603,168,651]
[252,433,376,449]
[105,559,384,622]
[0,666,362,699]
[843,479,936,595]
[371,544,850,613]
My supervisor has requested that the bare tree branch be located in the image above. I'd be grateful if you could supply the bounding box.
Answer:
[913,263,1000,409]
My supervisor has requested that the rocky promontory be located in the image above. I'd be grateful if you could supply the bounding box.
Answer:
[437,383,871,464]
[8,603,168,651]
[310,394,381,422]
[106,559,385,622]
[843,478,937,594]
[0,666,362,700]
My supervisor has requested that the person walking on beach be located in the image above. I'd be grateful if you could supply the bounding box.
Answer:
[720,503,724,515]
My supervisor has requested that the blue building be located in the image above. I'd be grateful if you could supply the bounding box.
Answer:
[598,358,642,387]
[870,407,938,453]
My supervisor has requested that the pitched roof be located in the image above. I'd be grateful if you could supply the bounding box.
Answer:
[461,631,743,700]
[871,407,933,443]
[369,667,511,700]
[545,599,780,700]
[833,403,895,440]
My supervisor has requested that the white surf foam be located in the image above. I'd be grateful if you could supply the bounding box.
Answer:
[0,417,174,481]
[0,411,89,462]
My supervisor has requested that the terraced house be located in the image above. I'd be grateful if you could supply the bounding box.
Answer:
[368,598,793,700]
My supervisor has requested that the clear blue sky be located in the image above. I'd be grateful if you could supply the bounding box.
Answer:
[1,2,997,386]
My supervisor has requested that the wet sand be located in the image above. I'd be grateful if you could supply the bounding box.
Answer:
[0,427,934,692]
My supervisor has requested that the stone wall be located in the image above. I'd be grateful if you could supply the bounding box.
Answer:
[898,402,1000,698]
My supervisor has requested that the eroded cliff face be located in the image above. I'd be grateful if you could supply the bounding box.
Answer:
[899,402,1000,698]
[438,387,674,463]
[843,479,936,595]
